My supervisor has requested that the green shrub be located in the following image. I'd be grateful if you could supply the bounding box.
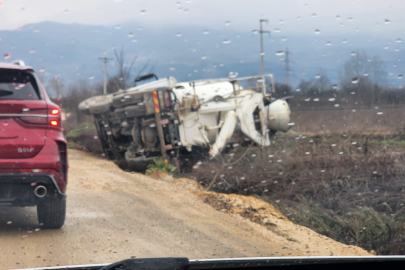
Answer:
[66,122,96,140]
[145,158,175,175]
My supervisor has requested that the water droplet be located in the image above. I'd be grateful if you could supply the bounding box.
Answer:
[398,74,403,79]
[325,41,332,46]
[275,51,285,56]
[127,32,134,38]
[222,39,231,44]
[140,10,146,15]
[201,55,207,60]
[39,67,45,72]
[377,112,383,115]
[29,49,35,53]
[7,221,12,225]
[385,19,391,24]
[176,32,182,37]
[334,104,340,107]
[203,30,209,35]
[336,15,341,20]
[384,45,389,50]
[228,72,238,78]
[88,75,95,80]
[252,30,259,35]
[314,29,321,34]
[332,84,338,90]
[351,77,359,84]
[287,122,295,126]
[315,74,321,79]
[295,88,301,92]
[4,53,11,59]
[225,20,231,26]
[115,24,121,29]
[351,51,356,56]
[328,98,335,101]
[363,72,369,76]
[342,39,348,43]
[132,38,138,43]
[396,38,402,43]
[274,28,281,33]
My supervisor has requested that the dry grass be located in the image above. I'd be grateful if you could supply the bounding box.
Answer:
[186,132,405,254]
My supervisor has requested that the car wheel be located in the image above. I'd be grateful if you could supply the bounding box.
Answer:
[37,198,66,229]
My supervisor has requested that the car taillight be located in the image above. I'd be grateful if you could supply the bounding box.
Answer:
[51,109,59,115]
[48,107,61,128]
[164,90,171,109]
[50,120,59,126]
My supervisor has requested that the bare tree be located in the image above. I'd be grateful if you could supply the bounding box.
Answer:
[340,50,387,106]
[49,76,64,99]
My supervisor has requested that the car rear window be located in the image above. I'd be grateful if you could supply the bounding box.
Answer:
[0,69,41,100]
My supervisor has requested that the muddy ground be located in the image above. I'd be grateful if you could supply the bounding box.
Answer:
[0,150,369,270]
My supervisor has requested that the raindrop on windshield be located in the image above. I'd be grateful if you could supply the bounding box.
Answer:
[363,72,369,76]
[201,55,207,59]
[228,72,238,78]
[128,32,134,37]
[397,74,403,79]
[396,38,402,43]
[351,51,356,56]
[225,21,231,26]
[29,49,35,53]
[176,32,182,37]
[274,28,281,33]
[275,51,285,56]
[314,29,321,34]
[332,84,338,90]
[88,75,95,80]
[140,10,146,15]
[325,41,332,46]
[203,30,209,35]
[132,38,138,43]
[115,25,121,29]
[315,74,321,79]
[252,30,258,35]
[351,77,359,84]
[342,39,348,43]
[222,39,231,44]
[385,19,391,24]
[311,13,317,17]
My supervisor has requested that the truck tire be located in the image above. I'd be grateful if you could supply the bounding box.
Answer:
[37,198,66,229]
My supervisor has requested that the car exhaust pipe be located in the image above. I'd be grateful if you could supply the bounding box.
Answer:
[34,185,47,198]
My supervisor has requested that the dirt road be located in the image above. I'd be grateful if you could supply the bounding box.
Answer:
[0,150,369,269]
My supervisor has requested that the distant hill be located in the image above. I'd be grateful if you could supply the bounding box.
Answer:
[0,21,403,92]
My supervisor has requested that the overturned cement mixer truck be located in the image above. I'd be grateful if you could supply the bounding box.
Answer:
[78,73,291,171]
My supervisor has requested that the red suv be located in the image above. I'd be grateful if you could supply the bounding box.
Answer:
[0,61,67,229]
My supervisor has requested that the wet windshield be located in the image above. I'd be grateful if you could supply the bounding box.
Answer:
[1,0,405,269]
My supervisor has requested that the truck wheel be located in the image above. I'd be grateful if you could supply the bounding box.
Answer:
[37,198,66,229]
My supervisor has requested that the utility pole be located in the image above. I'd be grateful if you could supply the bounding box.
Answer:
[259,19,270,94]
[98,57,113,95]
[284,47,291,85]
[259,19,270,76]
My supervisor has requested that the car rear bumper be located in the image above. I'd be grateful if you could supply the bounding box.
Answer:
[0,173,66,207]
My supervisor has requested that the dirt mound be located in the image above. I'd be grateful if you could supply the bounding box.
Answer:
[153,174,370,256]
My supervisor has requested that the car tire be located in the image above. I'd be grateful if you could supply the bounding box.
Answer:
[37,198,66,229]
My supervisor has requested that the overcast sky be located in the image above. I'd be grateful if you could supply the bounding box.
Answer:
[0,0,404,38]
